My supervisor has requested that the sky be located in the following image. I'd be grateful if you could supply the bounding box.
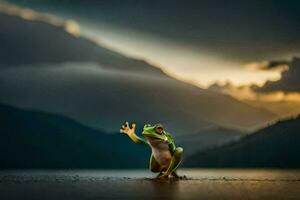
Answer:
[4,0,300,88]
[1,0,300,167]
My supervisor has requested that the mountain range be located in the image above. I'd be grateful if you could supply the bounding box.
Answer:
[1,101,299,169]
[185,116,300,168]
[0,103,150,168]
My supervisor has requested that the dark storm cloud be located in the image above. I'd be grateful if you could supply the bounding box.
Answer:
[264,61,290,70]
[257,57,300,92]
[249,60,290,71]
[7,0,300,62]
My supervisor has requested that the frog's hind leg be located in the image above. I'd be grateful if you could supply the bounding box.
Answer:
[150,154,167,179]
[164,147,183,178]
[149,154,162,173]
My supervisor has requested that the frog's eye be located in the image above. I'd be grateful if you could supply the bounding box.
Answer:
[155,124,164,129]
[155,124,164,134]
[144,124,151,128]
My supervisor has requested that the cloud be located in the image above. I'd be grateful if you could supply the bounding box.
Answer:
[245,60,289,72]
[207,56,300,119]
[265,61,290,70]
[208,79,300,118]
[6,0,300,64]
[0,2,80,36]
[208,79,300,103]
[209,82,257,100]
[257,57,300,92]
[64,20,80,36]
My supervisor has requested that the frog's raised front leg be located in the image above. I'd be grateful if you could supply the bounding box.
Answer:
[120,122,147,145]
[158,147,183,178]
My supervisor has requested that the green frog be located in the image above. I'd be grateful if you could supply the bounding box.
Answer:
[120,122,183,179]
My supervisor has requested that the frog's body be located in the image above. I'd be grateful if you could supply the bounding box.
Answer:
[146,136,172,169]
[120,122,183,179]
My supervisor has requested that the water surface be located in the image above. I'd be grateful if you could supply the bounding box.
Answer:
[0,169,299,200]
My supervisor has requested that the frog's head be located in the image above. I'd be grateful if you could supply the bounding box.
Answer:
[142,124,165,138]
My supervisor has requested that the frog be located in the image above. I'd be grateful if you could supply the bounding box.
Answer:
[120,122,183,179]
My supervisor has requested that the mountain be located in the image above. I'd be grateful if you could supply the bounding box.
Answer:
[177,127,243,157]
[185,116,300,168]
[0,7,277,134]
[0,103,150,169]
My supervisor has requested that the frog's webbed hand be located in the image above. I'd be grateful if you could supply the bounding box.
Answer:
[120,121,136,136]
[120,122,147,145]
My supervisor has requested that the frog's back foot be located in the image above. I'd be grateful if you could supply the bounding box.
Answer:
[171,171,188,180]
[179,175,188,180]
[155,172,164,178]
[156,172,169,180]
[170,173,188,180]
[171,171,179,178]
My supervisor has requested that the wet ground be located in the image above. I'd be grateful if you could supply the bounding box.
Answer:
[0,169,300,200]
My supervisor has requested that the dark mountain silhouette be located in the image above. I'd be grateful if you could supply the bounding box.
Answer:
[0,12,277,134]
[0,103,150,169]
[185,116,300,168]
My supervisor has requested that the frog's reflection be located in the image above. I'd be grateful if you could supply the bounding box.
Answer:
[149,178,180,200]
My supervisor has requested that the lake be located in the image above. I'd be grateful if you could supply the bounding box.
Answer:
[0,169,299,200]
